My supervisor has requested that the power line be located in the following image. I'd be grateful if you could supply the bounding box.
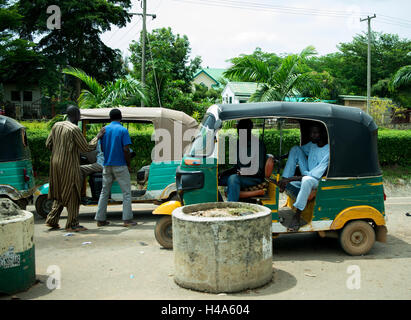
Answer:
[375,19,411,29]
[174,0,365,17]
[113,16,143,48]
[173,0,411,28]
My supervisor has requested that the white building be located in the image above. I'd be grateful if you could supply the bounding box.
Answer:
[221,82,260,104]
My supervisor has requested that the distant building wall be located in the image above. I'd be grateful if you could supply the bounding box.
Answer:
[3,83,41,104]
[192,72,217,90]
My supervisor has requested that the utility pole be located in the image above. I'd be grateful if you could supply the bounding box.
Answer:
[131,0,156,107]
[360,14,376,114]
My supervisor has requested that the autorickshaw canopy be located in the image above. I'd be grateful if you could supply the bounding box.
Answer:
[214,102,381,178]
[80,107,199,162]
[0,115,29,162]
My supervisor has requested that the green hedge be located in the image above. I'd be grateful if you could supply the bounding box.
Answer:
[377,130,411,166]
[27,128,411,177]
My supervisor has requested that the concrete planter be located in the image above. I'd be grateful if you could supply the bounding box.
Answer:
[0,199,36,295]
[172,202,273,293]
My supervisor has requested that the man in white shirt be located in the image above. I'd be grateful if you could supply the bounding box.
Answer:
[277,123,329,231]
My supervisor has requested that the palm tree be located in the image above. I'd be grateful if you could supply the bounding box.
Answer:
[224,46,321,102]
[389,65,411,91]
[63,67,147,108]
[389,65,411,115]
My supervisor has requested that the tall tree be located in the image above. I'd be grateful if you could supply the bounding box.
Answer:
[223,48,281,82]
[389,65,411,108]
[225,46,321,101]
[309,32,411,96]
[63,67,147,108]
[129,27,201,107]
[0,0,49,88]
[16,0,132,99]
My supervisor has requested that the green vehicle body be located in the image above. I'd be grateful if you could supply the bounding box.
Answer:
[180,157,385,226]
[37,160,181,202]
[0,116,36,209]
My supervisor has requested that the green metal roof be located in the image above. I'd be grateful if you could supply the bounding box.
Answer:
[194,68,227,85]
[226,82,260,96]
[339,95,392,102]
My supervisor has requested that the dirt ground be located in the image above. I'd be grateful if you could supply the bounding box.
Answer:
[1,193,411,301]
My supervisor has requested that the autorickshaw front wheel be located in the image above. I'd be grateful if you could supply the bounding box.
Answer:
[35,194,53,218]
[155,215,173,249]
[339,220,376,256]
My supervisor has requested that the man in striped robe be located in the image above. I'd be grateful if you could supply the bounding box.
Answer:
[45,106,105,232]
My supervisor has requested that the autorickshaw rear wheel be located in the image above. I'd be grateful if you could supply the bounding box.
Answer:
[155,215,173,249]
[339,220,376,256]
[35,194,53,218]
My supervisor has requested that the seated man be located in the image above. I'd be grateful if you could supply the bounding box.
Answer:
[219,119,266,202]
[79,140,104,202]
[80,140,104,181]
[277,123,329,231]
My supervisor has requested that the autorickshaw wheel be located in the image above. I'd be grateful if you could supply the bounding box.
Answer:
[168,193,180,202]
[14,198,28,210]
[35,195,53,218]
[339,220,376,256]
[155,215,173,249]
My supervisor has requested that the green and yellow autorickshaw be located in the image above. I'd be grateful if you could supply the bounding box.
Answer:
[0,115,36,209]
[153,102,388,255]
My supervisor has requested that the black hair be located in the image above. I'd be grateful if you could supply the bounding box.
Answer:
[66,105,80,117]
[237,119,253,130]
[110,108,122,121]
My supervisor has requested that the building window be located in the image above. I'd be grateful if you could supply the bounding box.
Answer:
[229,97,232,103]
[23,91,32,101]
[11,91,20,101]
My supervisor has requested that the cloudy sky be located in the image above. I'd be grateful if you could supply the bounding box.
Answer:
[101,0,411,68]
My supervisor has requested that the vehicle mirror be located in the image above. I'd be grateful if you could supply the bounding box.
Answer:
[214,119,222,130]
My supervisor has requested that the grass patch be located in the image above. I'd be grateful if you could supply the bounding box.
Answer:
[381,165,411,185]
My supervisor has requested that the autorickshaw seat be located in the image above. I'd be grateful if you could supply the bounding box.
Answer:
[239,154,275,199]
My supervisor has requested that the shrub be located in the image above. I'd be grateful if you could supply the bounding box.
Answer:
[26,129,51,176]
[377,130,411,166]
[26,127,411,177]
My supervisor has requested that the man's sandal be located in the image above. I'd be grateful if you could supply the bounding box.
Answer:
[287,215,308,232]
[287,217,301,232]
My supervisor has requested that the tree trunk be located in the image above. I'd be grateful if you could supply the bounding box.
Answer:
[75,78,81,101]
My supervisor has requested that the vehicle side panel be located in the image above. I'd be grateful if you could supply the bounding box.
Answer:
[0,160,35,192]
[147,161,181,191]
[313,176,385,221]
[179,157,218,205]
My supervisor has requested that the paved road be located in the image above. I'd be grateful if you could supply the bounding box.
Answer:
[1,197,411,300]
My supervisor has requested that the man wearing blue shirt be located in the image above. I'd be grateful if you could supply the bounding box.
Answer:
[95,108,136,227]
[277,123,329,231]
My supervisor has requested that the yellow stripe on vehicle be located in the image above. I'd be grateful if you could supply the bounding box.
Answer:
[321,185,354,190]
[367,182,383,186]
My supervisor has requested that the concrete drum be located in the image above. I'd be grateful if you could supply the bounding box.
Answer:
[172,202,273,293]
